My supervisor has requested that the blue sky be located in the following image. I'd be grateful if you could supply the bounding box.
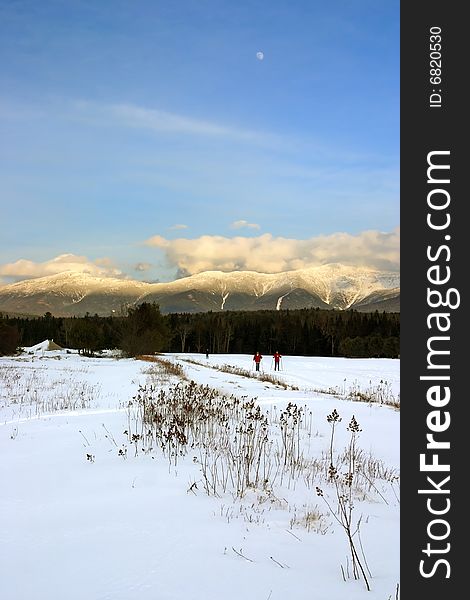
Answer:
[0,0,399,283]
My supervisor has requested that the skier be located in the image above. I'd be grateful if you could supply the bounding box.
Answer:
[205,348,209,359]
[253,351,263,372]
[273,351,282,371]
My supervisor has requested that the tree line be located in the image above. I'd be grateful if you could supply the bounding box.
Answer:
[0,304,399,359]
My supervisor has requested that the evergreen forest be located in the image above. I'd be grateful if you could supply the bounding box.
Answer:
[0,304,399,359]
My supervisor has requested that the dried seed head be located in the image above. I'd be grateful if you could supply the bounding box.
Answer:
[328,464,338,480]
[327,409,341,424]
[347,415,361,433]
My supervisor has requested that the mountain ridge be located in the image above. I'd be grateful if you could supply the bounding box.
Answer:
[0,264,400,316]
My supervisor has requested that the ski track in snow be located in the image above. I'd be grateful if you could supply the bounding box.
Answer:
[0,407,127,426]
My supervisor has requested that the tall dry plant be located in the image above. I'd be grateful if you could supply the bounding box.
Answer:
[316,410,371,591]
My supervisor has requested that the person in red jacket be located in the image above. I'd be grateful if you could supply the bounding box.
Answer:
[273,351,282,371]
[253,351,263,371]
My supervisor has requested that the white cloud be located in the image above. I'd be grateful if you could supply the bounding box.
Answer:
[75,101,276,145]
[0,254,123,281]
[144,228,400,274]
[134,262,152,272]
[230,220,261,230]
[168,224,189,230]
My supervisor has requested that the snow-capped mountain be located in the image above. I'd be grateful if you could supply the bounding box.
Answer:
[0,264,400,316]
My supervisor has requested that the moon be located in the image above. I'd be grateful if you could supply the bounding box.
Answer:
[256,51,264,61]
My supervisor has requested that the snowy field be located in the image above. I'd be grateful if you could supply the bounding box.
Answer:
[0,345,399,600]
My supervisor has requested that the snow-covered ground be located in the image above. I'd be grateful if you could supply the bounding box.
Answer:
[0,347,399,600]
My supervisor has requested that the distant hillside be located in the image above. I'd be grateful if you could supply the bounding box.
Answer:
[0,263,400,316]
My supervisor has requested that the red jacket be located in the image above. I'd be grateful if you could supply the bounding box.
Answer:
[253,353,262,363]
[273,352,282,362]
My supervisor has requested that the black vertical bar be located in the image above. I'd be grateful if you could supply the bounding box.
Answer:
[401,3,466,597]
